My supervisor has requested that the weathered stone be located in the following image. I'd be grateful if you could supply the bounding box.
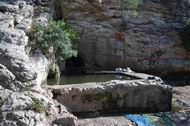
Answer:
[0,50,37,83]
[50,78,172,113]
[34,12,50,24]
[3,110,48,126]
[0,1,77,126]
[15,18,32,31]
[0,88,13,106]
[53,114,77,126]
[0,2,19,13]
[1,92,33,112]
[0,64,15,90]
[19,5,34,18]
[0,27,38,83]
[0,64,15,85]
[0,12,14,28]
[0,89,77,126]
[0,28,28,46]
[0,120,17,126]
[54,0,190,74]
[14,14,24,25]
[30,50,52,87]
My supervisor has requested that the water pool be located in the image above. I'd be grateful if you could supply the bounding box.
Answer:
[48,74,131,85]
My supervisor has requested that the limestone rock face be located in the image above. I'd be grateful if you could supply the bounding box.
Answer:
[0,64,15,90]
[0,88,77,126]
[55,0,190,74]
[0,2,19,13]
[0,0,77,125]
[0,28,37,83]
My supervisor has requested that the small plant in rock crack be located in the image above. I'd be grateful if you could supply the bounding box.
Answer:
[32,98,46,113]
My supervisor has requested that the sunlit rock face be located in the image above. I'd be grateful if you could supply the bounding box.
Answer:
[54,0,190,74]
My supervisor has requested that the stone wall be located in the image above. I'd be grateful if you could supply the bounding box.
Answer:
[53,0,190,74]
[51,78,172,113]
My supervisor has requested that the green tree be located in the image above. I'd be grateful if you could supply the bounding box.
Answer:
[29,19,78,63]
[29,19,78,83]
[180,19,190,51]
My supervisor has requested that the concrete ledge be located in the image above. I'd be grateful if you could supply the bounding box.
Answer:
[48,78,172,113]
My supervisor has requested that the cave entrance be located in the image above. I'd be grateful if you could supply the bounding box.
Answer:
[62,56,85,74]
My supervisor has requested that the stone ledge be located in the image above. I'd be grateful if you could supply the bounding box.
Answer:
[47,77,172,113]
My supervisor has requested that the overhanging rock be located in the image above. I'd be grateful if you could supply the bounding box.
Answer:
[48,72,172,113]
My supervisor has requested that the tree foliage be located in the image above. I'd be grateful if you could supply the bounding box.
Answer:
[29,19,78,63]
[127,0,141,10]
[180,19,190,51]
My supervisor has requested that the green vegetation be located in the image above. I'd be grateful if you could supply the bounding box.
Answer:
[120,0,141,16]
[19,85,32,92]
[127,0,141,10]
[81,93,118,107]
[29,19,78,63]
[180,19,190,51]
[32,98,46,113]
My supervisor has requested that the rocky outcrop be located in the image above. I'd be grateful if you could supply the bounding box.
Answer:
[50,78,172,113]
[54,0,190,74]
[0,0,76,125]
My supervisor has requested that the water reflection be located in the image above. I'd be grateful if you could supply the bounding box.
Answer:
[48,74,131,85]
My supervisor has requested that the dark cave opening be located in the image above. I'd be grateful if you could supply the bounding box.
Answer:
[62,56,86,74]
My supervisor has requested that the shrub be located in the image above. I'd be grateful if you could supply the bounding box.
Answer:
[29,19,78,63]
[180,19,190,51]
[127,0,141,10]
[121,0,141,16]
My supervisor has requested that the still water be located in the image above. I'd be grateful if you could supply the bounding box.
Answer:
[48,74,131,85]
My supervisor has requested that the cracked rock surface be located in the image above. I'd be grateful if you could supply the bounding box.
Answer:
[0,0,77,125]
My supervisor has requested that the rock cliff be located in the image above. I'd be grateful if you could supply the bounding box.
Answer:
[54,0,190,74]
[0,0,76,125]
